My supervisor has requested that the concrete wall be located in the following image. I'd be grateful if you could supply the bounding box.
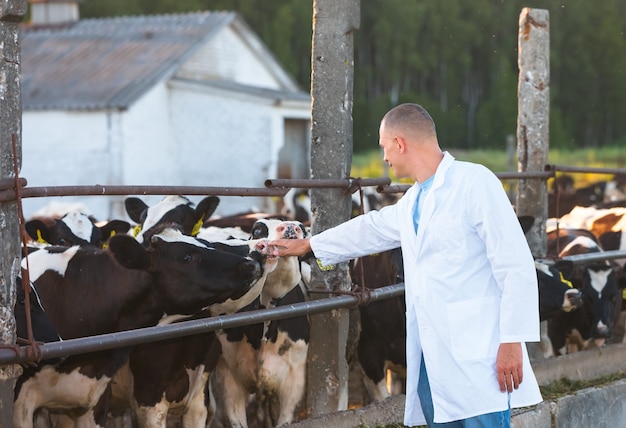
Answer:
[21,109,119,220]
[286,344,626,428]
[285,380,626,428]
[169,78,309,217]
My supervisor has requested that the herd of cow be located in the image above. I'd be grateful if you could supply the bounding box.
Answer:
[11,172,626,427]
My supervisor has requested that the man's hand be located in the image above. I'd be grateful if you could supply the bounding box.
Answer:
[496,342,523,393]
[266,238,312,257]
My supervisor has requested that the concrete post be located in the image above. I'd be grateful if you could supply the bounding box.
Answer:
[0,0,28,425]
[516,8,551,361]
[516,7,550,258]
[307,0,360,418]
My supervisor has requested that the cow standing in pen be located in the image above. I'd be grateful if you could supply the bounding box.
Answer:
[209,218,310,428]
[547,227,622,354]
[14,219,262,428]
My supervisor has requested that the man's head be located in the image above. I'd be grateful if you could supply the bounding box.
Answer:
[378,103,441,182]
[381,103,437,139]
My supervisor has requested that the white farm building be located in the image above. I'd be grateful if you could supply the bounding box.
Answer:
[20,1,311,221]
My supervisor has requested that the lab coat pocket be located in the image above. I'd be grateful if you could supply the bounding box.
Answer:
[447,297,499,361]
[429,215,468,262]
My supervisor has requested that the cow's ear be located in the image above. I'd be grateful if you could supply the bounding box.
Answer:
[554,260,575,280]
[100,220,131,238]
[195,196,220,225]
[24,219,51,244]
[108,235,151,269]
[124,197,149,224]
[98,220,132,248]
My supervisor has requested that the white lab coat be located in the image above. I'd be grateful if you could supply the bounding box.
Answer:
[310,152,543,426]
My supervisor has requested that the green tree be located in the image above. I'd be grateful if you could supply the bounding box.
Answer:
[78,0,626,152]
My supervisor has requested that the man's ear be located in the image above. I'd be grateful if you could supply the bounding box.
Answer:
[395,136,407,153]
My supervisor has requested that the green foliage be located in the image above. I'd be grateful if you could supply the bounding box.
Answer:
[78,0,626,152]
[352,145,626,191]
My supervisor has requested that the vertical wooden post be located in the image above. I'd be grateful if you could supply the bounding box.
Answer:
[307,0,360,417]
[516,8,549,258]
[0,0,28,425]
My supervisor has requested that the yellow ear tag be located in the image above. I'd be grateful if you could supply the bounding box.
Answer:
[316,258,335,271]
[133,225,142,237]
[559,272,574,288]
[191,218,204,237]
[622,288,626,300]
[102,230,116,250]
[36,229,49,245]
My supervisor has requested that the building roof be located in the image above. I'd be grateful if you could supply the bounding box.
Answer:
[21,11,305,111]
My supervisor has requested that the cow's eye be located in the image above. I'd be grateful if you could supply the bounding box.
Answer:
[182,254,192,263]
[58,238,66,245]
[251,228,262,239]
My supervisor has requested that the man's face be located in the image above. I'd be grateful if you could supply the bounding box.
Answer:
[379,123,406,178]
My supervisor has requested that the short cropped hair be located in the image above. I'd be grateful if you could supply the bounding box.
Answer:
[382,103,436,137]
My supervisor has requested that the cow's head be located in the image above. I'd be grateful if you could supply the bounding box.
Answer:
[125,195,219,245]
[535,260,583,321]
[25,211,130,249]
[107,228,262,316]
[196,237,276,316]
[250,219,309,305]
[558,235,621,345]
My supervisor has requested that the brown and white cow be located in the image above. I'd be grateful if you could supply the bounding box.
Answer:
[209,218,310,428]
[548,174,626,218]
[14,227,262,428]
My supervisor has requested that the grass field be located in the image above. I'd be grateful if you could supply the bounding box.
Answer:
[351,145,626,189]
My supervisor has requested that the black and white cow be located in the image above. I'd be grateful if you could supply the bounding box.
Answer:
[209,218,310,428]
[24,210,130,252]
[13,227,263,428]
[519,216,584,322]
[110,236,280,428]
[125,195,219,245]
[14,276,62,354]
[535,260,583,322]
[547,228,622,354]
[350,248,406,403]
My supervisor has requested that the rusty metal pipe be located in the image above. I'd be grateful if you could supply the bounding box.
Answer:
[552,165,626,176]
[0,283,405,365]
[0,185,288,203]
[264,177,391,189]
[0,177,27,191]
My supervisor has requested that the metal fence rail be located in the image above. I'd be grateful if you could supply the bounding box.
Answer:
[3,164,626,365]
[1,283,405,365]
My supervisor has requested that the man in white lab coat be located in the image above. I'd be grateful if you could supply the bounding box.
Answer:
[268,103,543,427]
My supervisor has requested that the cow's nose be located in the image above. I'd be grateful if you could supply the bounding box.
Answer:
[595,320,611,337]
[282,225,298,239]
[565,290,583,310]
